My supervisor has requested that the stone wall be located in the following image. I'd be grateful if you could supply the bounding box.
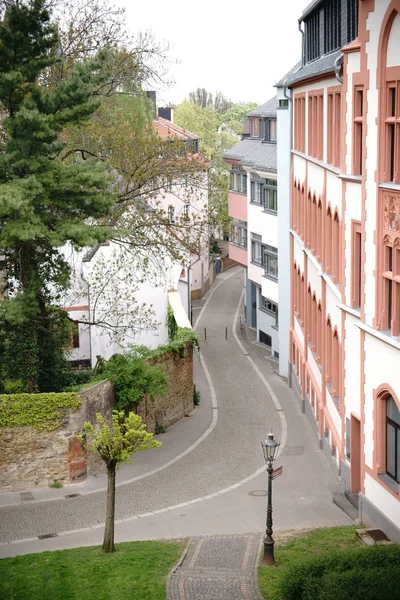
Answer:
[0,345,194,491]
[137,342,194,433]
[0,380,114,491]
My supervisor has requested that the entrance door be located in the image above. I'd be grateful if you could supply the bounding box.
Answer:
[350,416,361,493]
[251,282,257,328]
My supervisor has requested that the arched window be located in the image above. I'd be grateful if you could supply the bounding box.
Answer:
[386,395,400,482]
[326,319,332,385]
[317,199,323,263]
[332,211,340,283]
[325,207,333,274]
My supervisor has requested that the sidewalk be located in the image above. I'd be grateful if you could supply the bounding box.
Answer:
[167,534,263,600]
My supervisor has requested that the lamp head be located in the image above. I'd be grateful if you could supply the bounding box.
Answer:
[261,432,280,463]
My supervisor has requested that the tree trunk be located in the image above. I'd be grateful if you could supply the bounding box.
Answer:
[103,463,116,552]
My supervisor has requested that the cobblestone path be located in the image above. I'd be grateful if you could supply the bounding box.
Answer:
[167,534,263,600]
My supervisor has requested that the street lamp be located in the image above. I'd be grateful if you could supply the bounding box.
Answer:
[261,432,280,566]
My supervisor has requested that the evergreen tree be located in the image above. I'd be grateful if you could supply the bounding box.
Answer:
[0,0,115,391]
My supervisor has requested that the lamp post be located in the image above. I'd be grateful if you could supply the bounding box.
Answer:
[261,432,280,566]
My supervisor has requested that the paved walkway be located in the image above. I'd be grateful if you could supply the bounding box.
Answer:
[167,534,263,600]
[0,267,351,559]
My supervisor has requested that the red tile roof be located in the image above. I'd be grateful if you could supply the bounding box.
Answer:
[154,116,199,141]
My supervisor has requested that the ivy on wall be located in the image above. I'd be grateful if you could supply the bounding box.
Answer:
[0,393,81,431]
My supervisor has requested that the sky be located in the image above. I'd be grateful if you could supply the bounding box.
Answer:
[114,0,303,107]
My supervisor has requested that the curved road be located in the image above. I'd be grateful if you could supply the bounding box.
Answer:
[0,269,282,542]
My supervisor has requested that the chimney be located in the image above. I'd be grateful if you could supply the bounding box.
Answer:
[158,107,174,123]
[146,91,157,119]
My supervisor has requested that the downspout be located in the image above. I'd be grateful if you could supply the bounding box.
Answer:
[80,272,93,368]
[334,54,344,84]
[298,20,305,67]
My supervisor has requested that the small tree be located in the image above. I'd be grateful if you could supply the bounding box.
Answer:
[80,411,161,552]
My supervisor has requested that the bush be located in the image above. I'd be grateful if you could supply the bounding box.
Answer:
[318,564,400,600]
[62,369,93,389]
[193,387,201,405]
[100,354,168,410]
[280,544,400,600]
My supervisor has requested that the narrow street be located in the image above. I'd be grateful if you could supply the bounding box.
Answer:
[0,268,351,557]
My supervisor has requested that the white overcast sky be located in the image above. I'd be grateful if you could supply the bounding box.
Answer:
[115,0,303,106]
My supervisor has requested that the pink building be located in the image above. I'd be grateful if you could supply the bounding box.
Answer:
[277,0,400,540]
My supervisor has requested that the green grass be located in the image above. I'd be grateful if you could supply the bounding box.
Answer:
[0,540,186,600]
[258,526,363,600]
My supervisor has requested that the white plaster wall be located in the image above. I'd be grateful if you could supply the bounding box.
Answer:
[365,472,400,529]
[387,13,400,67]
[293,235,304,272]
[344,313,361,419]
[178,279,189,317]
[363,331,400,469]
[326,388,342,440]
[344,182,362,306]
[307,162,325,198]
[261,276,279,304]
[257,292,279,355]
[344,51,361,173]
[277,88,292,377]
[248,262,263,286]
[293,154,306,183]
[294,315,304,349]
[309,349,322,392]
[307,255,322,300]
[326,170,342,217]
[294,77,338,95]
[325,284,342,339]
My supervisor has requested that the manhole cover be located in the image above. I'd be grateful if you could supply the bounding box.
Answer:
[65,493,81,498]
[248,490,267,497]
[281,446,304,456]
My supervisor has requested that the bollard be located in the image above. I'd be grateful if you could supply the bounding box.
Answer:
[204,326,207,340]
[225,326,228,340]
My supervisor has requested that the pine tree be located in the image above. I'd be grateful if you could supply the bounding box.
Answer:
[0,0,115,391]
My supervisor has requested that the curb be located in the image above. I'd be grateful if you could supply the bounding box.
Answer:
[166,537,192,600]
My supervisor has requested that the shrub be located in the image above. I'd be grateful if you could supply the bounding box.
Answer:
[193,388,201,405]
[318,564,400,600]
[280,544,400,600]
[62,369,93,389]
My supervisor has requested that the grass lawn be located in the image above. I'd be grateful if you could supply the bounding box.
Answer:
[0,540,186,600]
[258,526,363,600]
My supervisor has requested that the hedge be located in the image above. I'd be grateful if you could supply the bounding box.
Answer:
[280,544,400,600]
[0,392,81,431]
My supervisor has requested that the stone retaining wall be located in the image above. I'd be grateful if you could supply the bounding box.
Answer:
[0,345,194,491]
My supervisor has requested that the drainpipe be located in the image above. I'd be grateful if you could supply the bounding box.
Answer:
[298,20,305,67]
[80,272,93,369]
[334,54,344,84]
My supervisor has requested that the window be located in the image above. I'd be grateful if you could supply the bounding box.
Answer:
[251,239,264,265]
[305,10,320,63]
[264,118,277,142]
[382,239,400,336]
[353,87,364,175]
[324,0,341,54]
[263,180,278,212]
[386,395,400,483]
[230,167,247,193]
[230,221,247,248]
[261,295,279,326]
[250,118,261,138]
[347,0,358,43]
[259,330,272,347]
[294,93,306,153]
[351,221,362,309]
[264,245,278,279]
[308,91,324,160]
[250,180,263,204]
[384,82,399,183]
[327,87,341,167]
[279,99,289,109]
[168,205,175,223]
[66,321,80,350]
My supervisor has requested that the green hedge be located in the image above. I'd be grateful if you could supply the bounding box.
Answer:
[0,392,81,431]
[280,545,400,600]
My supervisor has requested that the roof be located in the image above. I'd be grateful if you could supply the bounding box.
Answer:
[153,116,199,141]
[299,0,324,21]
[275,50,342,88]
[248,96,278,118]
[223,138,277,172]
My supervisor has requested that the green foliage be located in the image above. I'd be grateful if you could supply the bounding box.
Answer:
[132,326,200,361]
[210,236,222,255]
[99,354,168,410]
[80,411,161,467]
[167,303,178,341]
[62,369,93,389]
[0,392,81,430]
[50,480,63,489]
[280,544,400,600]
[0,540,186,600]
[193,388,201,405]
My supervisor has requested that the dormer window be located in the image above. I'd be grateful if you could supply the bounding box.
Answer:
[250,118,261,138]
[264,119,277,142]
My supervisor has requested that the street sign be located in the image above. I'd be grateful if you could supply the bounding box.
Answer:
[272,465,283,480]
